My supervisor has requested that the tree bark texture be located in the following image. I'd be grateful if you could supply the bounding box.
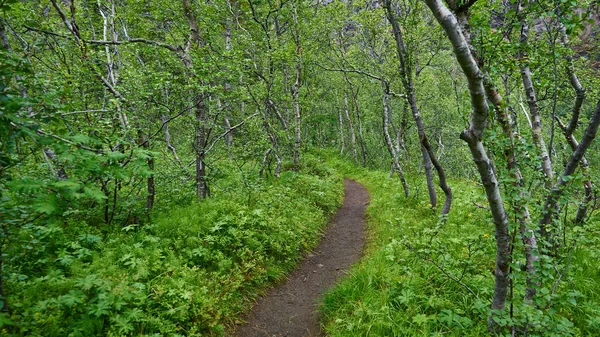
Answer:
[182,0,209,199]
[485,80,538,302]
[424,0,511,330]
[518,6,553,185]
[384,0,452,215]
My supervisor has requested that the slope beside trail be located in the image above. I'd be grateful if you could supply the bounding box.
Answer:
[234,179,369,337]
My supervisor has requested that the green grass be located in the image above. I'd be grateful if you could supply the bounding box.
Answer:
[320,153,600,337]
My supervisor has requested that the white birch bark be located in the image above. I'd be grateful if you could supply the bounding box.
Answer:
[518,3,553,185]
[424,0,511,330]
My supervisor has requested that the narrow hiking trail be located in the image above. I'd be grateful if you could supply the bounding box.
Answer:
[234,179,369,337]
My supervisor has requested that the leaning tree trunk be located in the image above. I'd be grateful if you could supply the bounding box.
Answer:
[558,23,593,224]
[383,0,452,215]
[485,79,538,302]
[451,0,539,302]
[160,114,182,165]
[556,117,593,224]
[540,101,600,232]
[424,0,511,331]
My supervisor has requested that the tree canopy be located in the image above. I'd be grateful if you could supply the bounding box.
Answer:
[1,0,600,335]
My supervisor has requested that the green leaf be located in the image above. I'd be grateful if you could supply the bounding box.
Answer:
[412,313,430,325]
[83,186,107,202]
[8,177,44,194]
[33,194,60,215]
[107,151,127,161]
[58,290,85,307]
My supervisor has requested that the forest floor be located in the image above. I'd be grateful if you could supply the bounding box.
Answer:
[234,179,369,337]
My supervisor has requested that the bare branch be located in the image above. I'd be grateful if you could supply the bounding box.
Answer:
[205,112,260,154]
[24,25,180,52]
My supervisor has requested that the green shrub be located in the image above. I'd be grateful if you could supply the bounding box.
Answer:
[3,157,343,336]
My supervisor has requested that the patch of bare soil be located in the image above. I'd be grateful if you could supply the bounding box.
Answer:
[233,179,369,337]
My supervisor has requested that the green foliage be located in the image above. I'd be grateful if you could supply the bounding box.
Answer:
[2,0,600,335]
[320,154,600,336]
[2,155,343,336]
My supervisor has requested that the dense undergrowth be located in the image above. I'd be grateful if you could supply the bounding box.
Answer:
[3,155,344,336]
[5,150,600,336]
[320,154,600,337]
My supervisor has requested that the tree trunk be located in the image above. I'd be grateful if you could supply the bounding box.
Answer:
[558,23,593,224]
[384,0,452,215]
[292,5,302,171]
[182,0,209,199]
[263,104,282,178]
[338,104,346,155]
[539,100,600,235]
[518,7,553,185]
[556,117,593,224]
[388,99,406,159]
[259,148,272,178]
[424,0,511,330]
[224,19,234,155]
[344,76,367,167]
[146,151,155,210]
[421,144,437,208]
[485,80,538,301]
[399,100,410,160]
[452,0,539,302]
[382,82,410,196]
[98,0,130,131]
[160,114,181,164]
[194,98,209,199]
[344,89,358,163]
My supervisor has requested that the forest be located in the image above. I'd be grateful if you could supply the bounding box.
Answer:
[1,0,600,336]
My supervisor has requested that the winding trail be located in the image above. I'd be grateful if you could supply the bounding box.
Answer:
[234,179,369,337]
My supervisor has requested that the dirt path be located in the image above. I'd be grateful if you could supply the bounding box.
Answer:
[234,179,368,337]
